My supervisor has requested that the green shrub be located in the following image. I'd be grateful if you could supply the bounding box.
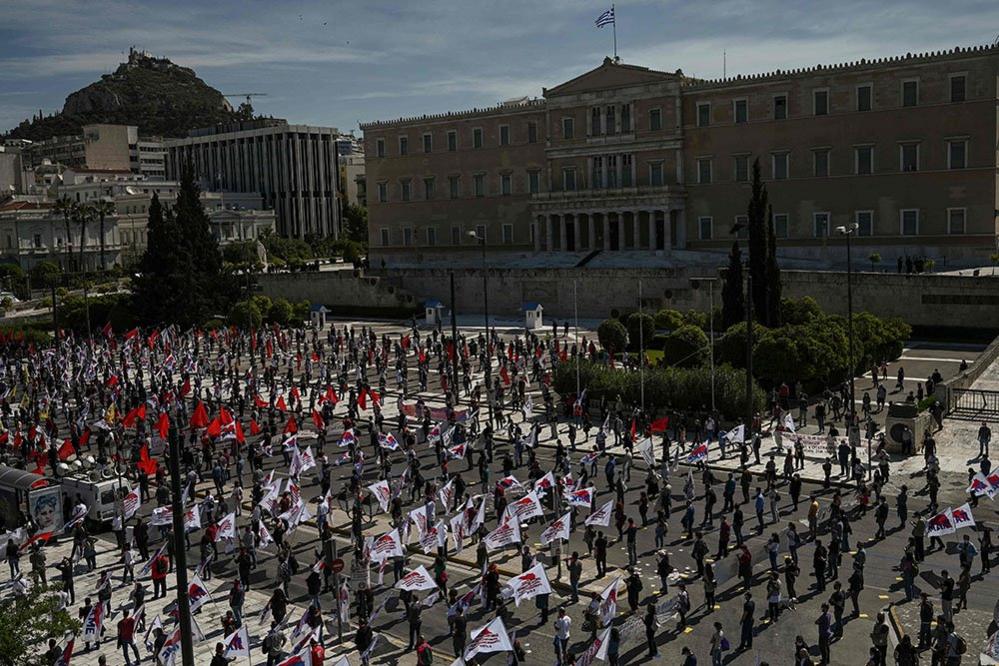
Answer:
[553,359,765,420]
[228,300,262,329]
[781,296,822,326]
[597,318,628,355]
[653,308,685,331]
[267,298,293,326]
[663,324,709,368]
[30,260,61,288]
[292,300,311,323]
[625,312,655,351]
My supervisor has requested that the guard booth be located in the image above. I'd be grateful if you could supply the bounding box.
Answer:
[425,300,445,326]
[523,302,544,330]
[310,304,330,328]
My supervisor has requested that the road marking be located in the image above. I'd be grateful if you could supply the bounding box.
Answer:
[878,594,890,599]
[896,356,964,363]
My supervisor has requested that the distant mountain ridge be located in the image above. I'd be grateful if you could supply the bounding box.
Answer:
[4,48,237,141]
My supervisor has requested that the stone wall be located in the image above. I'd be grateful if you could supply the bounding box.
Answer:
[256,270,420,317]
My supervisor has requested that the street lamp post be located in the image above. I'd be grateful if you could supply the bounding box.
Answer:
[167,422,195,666]
[835,223,858,421]
[689,277,717,413]
[745,273,754,440]
[469,231,494,426]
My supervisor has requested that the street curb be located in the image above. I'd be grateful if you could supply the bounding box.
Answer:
[887,602,907,645]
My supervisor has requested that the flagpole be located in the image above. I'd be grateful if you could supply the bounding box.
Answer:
[612,4,617,59]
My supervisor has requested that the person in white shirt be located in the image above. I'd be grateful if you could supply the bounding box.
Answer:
[553,607,571,666]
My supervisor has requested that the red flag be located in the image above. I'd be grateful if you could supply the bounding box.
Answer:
[283,416,298,435]
[234,421,245,445]
[156,412,169,439]
[106,375,119,389]
[124,327,139,340]
[179,378,191,397]
[290,386,301,401]
[79,428,90,448]
[275,396,288,412]
[500,366,511,386]
[651,417,670,434]
[325,386,339,405]
[101,322,113,338]
[18,531,53,554]
[447,341,455,361]
[122,404,146,428]
[358,388,368,411]
[147,329,160,349]
[312,410,325,430]
[249,419,261,436]
[254,394,269,409]
[369,389,381,408]
[219,406,234,426]
[57,439,75,461]
[206,417,222,438]
[629,419,637,439]
[190,401,209,429]
[137,443,158,476]
[401,335,411,350]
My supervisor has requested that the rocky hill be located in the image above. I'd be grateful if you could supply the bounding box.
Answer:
[4,49,237,141]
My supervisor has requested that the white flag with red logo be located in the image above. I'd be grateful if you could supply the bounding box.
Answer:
[122,487,142,521]
[408,504,430,538]
[215,512,237,541]
[367,480,392,513]
[420,521,448,554]
[438,479,456,512]
[484,517,522,552]
[598,577,620,627]
[585,499,613,527]
[506,490,544,522]
[370,529,404,563]
[968,473,991,497]
[926,509,956,537]
[565,486,596,508]
[532,471,556,498]
[540,512,572,545]
[395,565,439,591]
[464,616,514,660]
[504,562,552,606]
[951,503,976,530]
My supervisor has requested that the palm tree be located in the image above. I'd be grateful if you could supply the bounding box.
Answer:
[52,196,76,271]
[92,198,116,271]
[74,203,96,273]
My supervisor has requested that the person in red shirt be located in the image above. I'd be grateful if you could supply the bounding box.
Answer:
[151,553,169,599]
[116,608,140,666]
[310,638,325,666]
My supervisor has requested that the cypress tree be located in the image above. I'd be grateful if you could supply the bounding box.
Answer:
[134,193,192,324]
[765,204,782,327]
[746,158,768,325]
[721,242,745,330]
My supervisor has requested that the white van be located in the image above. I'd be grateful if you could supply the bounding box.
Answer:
[59,472,132,526]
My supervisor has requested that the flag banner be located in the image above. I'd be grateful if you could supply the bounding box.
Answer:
[986,471,999,499]
[577,627,612,666]
[636,436,656,466]
[378,432,400,451]
[338,429,356,447]
[449,512,467,555]
[187,574,213,612]
[215,512,237,541]
[367,480,392,513]
[484,518,522,551]
[585,499,614,527]
[951,503,976,530]
[222,625,251,657]
[726,424,746,443]
[540,512,572,545]
[82,602,103,643]
[685,442,709,464]
[370,529,404,563]
[504,562,552,606]
[276,647,313,666]
[438,479,456,512]
[506,490,544,522]
[968,473,991,497]
[532,471,556,498]
[123,487,141,520]
[926,509,956,537]
[782,412,796,433]
[395,565,439,591]
[598,577,620,627]
[408,504,430,538]
[420,521,448,554]
[497,475,523,490]
[464,616,514,660]
[565,486,595,508]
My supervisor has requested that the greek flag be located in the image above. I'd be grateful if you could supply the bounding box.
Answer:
[595,7,615,27]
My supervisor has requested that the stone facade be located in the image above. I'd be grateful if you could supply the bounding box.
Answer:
[362,44,999,267]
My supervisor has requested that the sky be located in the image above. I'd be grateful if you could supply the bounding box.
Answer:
[3,0,999,137]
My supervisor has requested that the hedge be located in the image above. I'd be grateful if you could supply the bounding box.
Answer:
[553,359,766,420]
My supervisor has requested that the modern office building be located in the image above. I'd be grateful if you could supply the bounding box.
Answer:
[20,124,166,180]
[362,43,999,267]
[164,119,341,239]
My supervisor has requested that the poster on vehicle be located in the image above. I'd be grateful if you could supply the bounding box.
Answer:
[28,486,63,532]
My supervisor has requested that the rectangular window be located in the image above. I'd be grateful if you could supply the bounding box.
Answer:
[449,175,460,199]
[399,136,408,155]
[33,234,42,248]
[562,117,574,139]
[528,170,540,194]
[813,212,830,238]
[621,104,631,132]
[403,228,413,246]
[734,214,749,239]
[734,99,748,124]
[813,149,830,178]
[451,226,460,245]
[621,154,633,187]
[734,155,749,182]
[856,210,874,237]
[697,158,712,184]
[400,179,411,202]
[562,168,576,191]
[698,216,713,240]
[376,138,385,158]
[948,140,967,169]
[377,182,388,203]
[473,128,483,148]
[527,122,538,144]
[855,146,874,175]
[592,156,603,189]
[502,224,514,244]
[501,174,512,196]
[697,102,710,127]
[475,225,486,242]
[948,208,966,234]
[773,213,789,238]
[423,177,435,200]
[422,133,432,153]
[813,89,829,116]
[857,85,872,112]
[591,107,602,135]
[773,94,787,120]
[649,161,664,187]
[426,227,437,246]
[649,108,662,131]
[951,75,967,103]
[902,79,919,107]
[605,106,616,134]
[447,131,457,152]
[473,174,485,197]
[499,125,510,146]
[606,155,618,189]
[772,152,789,180]
[380,228,390,246]
[900,209,919,235]
[900,143,919,172]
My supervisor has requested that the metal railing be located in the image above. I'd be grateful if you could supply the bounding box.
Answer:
[950,387,999,419]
